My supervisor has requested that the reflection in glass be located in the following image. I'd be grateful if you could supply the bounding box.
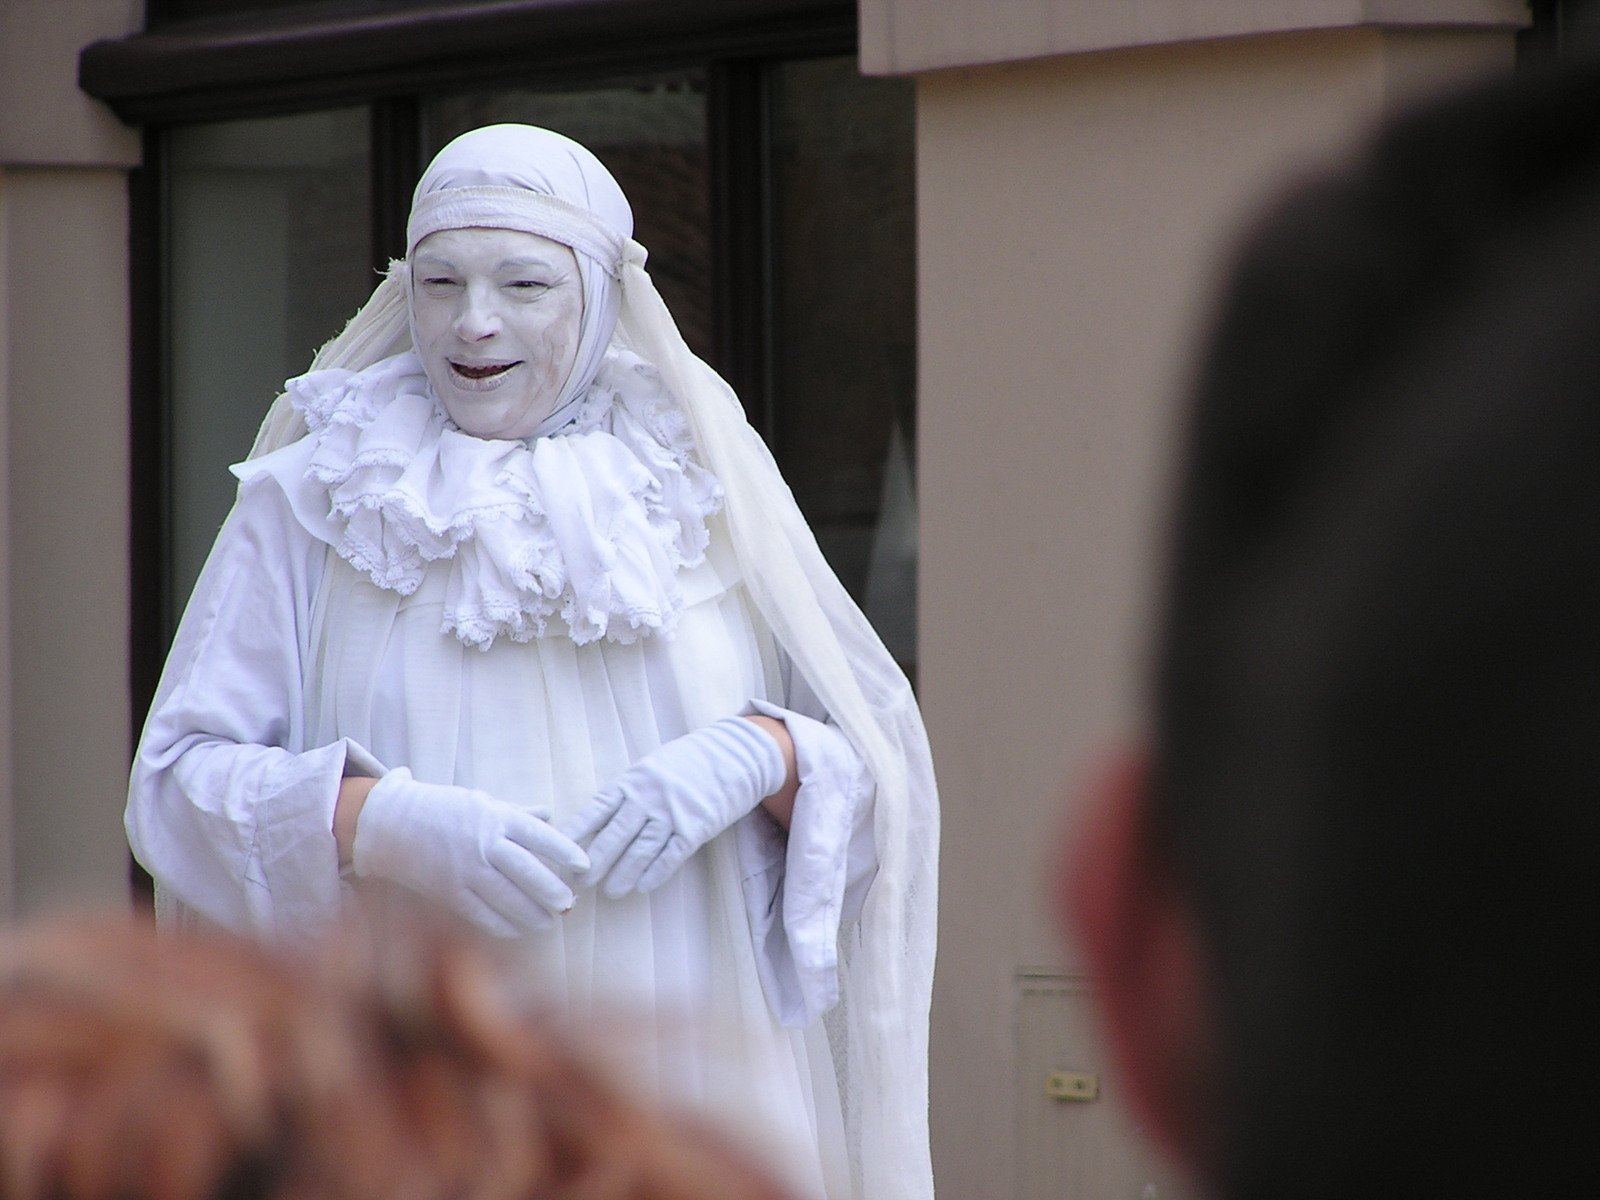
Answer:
[770,58,917,667]
[165,108,371,626]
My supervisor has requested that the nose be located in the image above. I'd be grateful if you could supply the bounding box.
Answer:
[454,284,500,341]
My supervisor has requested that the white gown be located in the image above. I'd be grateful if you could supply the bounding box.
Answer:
[127,349,876,1198]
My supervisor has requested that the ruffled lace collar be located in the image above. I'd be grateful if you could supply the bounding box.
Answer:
[281,348,723,650]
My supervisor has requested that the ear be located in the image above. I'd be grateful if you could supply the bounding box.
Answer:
[1057,747,1209,1175]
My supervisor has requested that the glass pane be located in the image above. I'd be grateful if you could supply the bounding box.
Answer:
[166,107,371,626]
[769,58,917,667]
[424,79,712,360]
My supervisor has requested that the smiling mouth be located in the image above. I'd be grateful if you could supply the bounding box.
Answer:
[451,360,520,380]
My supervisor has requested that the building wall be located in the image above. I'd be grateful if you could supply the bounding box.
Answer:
[0,0,141,917]
[864,0,1526,73]
[907,19,1513,1200]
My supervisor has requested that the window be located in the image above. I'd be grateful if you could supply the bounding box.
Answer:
[768,57,917,660]
[165,108,373,606]
[85,1,918,716]
[1518,0,1599,66]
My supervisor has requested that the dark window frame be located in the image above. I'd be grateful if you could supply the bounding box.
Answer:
[79,0,854,124]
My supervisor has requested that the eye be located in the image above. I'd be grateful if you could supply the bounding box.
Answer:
[507,279,550,292]
[419,276,460,289]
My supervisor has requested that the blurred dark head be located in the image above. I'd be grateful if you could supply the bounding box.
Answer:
[1152,60,1600,1198]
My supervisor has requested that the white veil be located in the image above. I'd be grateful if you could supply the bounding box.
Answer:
[249,124,938,1200]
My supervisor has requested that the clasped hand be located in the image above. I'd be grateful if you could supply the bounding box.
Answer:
[353,768,590,938]
[564,717,787,898]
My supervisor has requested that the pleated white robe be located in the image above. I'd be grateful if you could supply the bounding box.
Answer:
[127,353,873,1198]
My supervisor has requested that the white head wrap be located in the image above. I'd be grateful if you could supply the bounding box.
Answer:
[405,125,633,438]
[249,125,938,1200]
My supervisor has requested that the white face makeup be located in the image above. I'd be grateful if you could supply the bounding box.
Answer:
[410,227,584,440]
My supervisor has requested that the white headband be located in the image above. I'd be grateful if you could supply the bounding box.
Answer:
[407,185,631,277]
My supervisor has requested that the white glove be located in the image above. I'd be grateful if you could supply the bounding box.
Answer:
[564,717,787,898]
[352,768,590,937]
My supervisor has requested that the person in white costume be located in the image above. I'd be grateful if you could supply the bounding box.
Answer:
[126,125,938,1200]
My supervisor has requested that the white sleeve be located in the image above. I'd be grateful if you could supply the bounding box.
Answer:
[126,471,382,943]
[734,669,878,1028]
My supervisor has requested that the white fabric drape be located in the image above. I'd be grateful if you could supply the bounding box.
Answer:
[240,123,938,1200]
[129,462,860,1197]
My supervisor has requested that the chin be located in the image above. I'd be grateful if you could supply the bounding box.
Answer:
[449,403,545,440]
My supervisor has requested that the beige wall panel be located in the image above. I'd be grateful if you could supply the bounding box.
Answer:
[861,0,1525,74]
[915,28,1510,1198]
[0,0,140,167]
[4,168,132,917]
